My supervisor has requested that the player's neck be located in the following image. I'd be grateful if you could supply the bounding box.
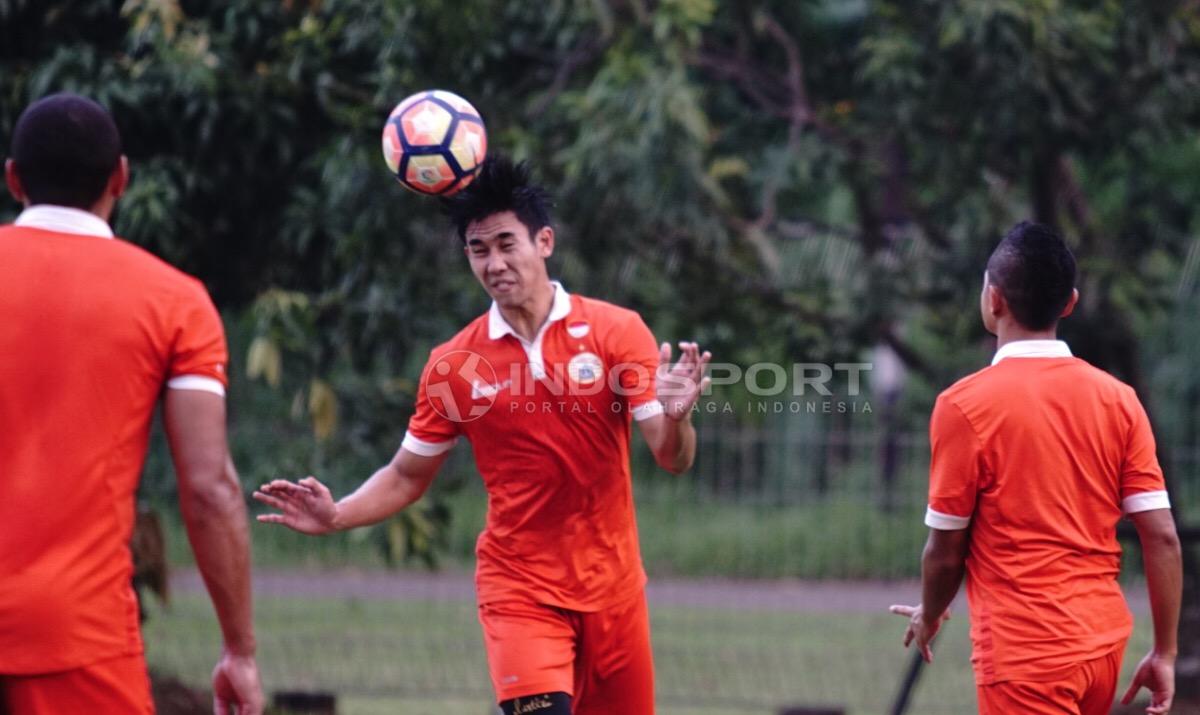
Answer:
[993,320,1060,351]
[84,195,115,223]
[498,281,555,343]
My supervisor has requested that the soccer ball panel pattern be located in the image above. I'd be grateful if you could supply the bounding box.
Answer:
[381,90,487,196]
[381,122,403,174]
[405,155,458,194]
[400,101,453,147]
[449,120,486,173]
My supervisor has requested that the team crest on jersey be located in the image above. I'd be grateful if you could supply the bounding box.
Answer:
[567,351,603,386]
[566,320,590,339]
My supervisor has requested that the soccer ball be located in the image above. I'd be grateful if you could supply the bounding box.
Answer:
[381,90,487,196]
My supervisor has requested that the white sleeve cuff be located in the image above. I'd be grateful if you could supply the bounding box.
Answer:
[401,431,457,457]
[166,375,226,396]
[631,400,665,422]
[1123,490,1171,514]
[925,507,971,530]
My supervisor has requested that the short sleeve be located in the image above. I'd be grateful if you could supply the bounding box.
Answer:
[166,280,228,395]
[1120,393,1170,514]
[608,312,662,421]
[925,394,984,530]
[401,350,463,457]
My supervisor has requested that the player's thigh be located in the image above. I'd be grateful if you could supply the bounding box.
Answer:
[479,600,578,703]
[573,590,655,715]
[1,652,154,715]
[977,678,1081,715]
[1077,646,1125,715]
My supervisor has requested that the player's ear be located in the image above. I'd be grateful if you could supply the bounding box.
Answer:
[991,283,1011,318]
[1060,288,1079,318]
[536,225,554,258]
[5,158,27,205]
[108,155,129,200]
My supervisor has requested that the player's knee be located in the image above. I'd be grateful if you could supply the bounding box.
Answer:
[499,691,571,715]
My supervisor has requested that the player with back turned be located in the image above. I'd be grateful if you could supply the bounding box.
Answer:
[890,222,1183,714]
[0,94,263,714]
[255,156,711,715]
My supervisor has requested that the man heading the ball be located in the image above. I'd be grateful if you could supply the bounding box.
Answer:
[890,222,1182,714]
[255,156,710,715]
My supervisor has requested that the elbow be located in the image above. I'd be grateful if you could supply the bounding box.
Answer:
[1150,529,1183,559]
[1162,530,1182,554]
[1138,519,1183,556]
[180,463,245,523]
[182,481,244,521]
[656,453,692,476]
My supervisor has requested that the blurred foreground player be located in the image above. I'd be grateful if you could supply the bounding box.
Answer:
[0,94,263,714]
[255,157,710,715]
[890,222,1183,714]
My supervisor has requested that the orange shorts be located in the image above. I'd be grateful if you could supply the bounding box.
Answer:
[1,651,154,715]
[977,645,1125,715]
[479,589,654,714]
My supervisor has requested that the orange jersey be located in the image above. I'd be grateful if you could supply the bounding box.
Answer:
[926,340,1169,684]
[0,209,228,674]
[404,283,661,611]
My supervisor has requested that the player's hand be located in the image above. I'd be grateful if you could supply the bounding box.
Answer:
[658,341,712,421]
[212,649,264,715]
[253,476,339,535]
[889,603,951,663]
[1120,650,1175,714]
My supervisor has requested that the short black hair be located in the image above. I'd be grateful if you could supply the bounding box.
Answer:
[986,221,1077,331]
[442,155,552,243]
[10,93,122,209]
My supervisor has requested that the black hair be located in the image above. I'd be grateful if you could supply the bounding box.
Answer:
[10,93,122,209]
[442,155,552,243]
[985,221,1077,331]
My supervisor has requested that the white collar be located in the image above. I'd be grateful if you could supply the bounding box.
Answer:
[14,205,114,238]
[488,281,572,342]
[991,339,1072,366]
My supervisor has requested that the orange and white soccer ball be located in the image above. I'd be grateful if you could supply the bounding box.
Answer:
[381,90,487,196]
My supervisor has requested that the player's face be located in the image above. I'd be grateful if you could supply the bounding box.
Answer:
[464,211,554,308]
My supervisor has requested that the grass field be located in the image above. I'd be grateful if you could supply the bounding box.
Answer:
[142,587,1155,715]
[158,487,937,581]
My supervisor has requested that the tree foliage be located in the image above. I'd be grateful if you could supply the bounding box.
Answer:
[7,0,1200,403]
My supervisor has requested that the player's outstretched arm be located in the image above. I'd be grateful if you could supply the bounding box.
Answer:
[1121,508,1182,715]
[639,341,711,474]
[164,389,263,715]
[254,447,448,533]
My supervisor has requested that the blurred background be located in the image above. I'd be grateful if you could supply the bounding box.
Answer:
[3,0,1200,713]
